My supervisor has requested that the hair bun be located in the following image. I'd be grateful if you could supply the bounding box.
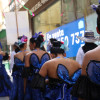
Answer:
[37,35,43,43]
[50,38,57,44]
[53,41,61,47]
[96,5,100,16]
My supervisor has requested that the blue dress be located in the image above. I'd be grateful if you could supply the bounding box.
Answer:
[44,64,81,100]
[10,57,24,100]
[71,60,100,100]
[0,54,12,97]
[24,53,50,100]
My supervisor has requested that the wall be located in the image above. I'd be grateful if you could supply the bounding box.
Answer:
[33,1,61,39]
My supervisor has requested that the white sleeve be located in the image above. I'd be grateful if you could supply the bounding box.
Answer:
[76,47,84,65]
[10,51,16,71]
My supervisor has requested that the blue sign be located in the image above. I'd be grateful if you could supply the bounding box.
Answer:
[46,17,85,57]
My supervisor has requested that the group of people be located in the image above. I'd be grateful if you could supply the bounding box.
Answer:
[0,3,100,100]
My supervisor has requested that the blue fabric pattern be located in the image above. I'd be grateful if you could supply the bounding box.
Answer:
[44,63,80,100]
[86,60,100,85]
[24,53,50,100]
[10,57,24,100]
[30,53,50,70]
[45,83,68,100]
[45,80,76,100]
[0,54,12,97]
[57,64,81,84]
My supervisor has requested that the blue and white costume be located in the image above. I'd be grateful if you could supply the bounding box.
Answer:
[0,54,12,97]
[44,63,81,100]
[24,52,50,100]
[71,60,100,100]
[10,57,24,100]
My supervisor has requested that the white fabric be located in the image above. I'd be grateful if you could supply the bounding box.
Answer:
[5,11,31,45]
[10,51,16,72]
[76,47,84,65]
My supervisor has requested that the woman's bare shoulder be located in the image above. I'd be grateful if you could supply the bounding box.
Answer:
[25,52,33,58]
[14,51,21,57]
[42,59,55,67]
[84,46,100,59]
[25,51,30,54]
[66,58,81,68]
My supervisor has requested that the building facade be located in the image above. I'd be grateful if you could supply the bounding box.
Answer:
[20,0,98,35]
[20,0,99,58]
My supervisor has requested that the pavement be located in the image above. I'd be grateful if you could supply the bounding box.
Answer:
[0,97,9,100]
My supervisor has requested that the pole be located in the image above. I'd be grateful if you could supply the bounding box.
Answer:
[14,0,19,38]
[73,0,77,20]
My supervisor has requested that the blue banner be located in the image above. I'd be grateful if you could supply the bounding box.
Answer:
[46,17,85,57]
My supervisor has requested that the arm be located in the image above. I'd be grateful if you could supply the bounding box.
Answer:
[76,47,84,65]
[24,53,31,93]
[81,53,90,75]
[39,62,48,77]
[25,53,30,67]
[0,51,6,56]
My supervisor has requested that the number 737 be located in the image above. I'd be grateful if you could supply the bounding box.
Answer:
[71,30,84,45]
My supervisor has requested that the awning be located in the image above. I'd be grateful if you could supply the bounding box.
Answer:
[20,0,57,15]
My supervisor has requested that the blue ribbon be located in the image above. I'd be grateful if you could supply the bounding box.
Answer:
[32,32,42,39]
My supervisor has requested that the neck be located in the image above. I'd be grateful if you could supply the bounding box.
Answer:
[20,48,26,51]
[35,48,40,50]
[56,54,64,58]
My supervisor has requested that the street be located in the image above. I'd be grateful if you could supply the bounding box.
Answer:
[0,97,9,100]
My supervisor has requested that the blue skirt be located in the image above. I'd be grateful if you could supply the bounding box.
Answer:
[10,72,24,100]
[45,83,68,100]
[71,75,100,100]
[0,64,12,97]
[44,83,77,100]
[24,76,44,100]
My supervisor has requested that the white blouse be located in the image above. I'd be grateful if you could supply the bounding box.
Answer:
[76,47,85,65]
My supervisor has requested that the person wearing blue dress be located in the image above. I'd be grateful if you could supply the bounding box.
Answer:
[0,47,12,97]
[71,5,100,100]
[30,40,81,100]
[10,35,29,100]
[23,32,51,100]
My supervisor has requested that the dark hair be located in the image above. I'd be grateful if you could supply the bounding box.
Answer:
[50,41,64,55]
[40,46,46,51]
[15,47,20,53]
[50,38,57,44]
[18,36,27,49]
[19,43,25,49]
[13,42,20,52]
[18,36,22,40]
[30,37,36,44]
[3,52,9,61]
[96,5,100,31]
[36,35,44,48]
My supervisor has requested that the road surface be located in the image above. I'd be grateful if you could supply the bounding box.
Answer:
[0,97,9,100]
